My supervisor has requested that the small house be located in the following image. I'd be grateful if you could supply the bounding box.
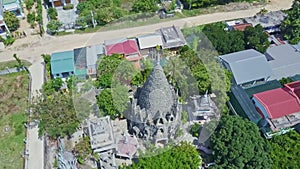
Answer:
[51,50,75,79]
[1,0,24,18]
[156,25,186,50]
[136,33,163,58]
[0,15,9,39]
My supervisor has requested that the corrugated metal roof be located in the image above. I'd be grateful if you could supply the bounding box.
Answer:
[266,44,300,79]
[137,34,163,49]
[219,49,273,85]
[51,50,74,75]
[230,85,262,124]
[253,87,300,119]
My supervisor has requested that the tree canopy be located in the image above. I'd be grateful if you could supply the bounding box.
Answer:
[244,25,270,53]
[281,0,300,44]
[96,84,129,119]
[4,11,20,31]
[202,23,270,54]
[76,0,126,26]
[131,0,159,13]
[32,91,79,138]
[269,130,300,169]
[202,23,245,55]
[210,115,272,169]
[124,141,202,169]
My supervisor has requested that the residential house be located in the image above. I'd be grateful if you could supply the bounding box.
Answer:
[244,11,287,33]
[0,15,9,39]
[86,44,105,78]
[156,25,186,50]
[225,20,252,31]
[74,47,87,79]
[252,81,300,138]
[265,44,300,80]
[136,33,163,58]
[1,0,24,18]
[219,49,273,88]
[49,0,71,7]
[51,50,75,79]
[105,38,142,67]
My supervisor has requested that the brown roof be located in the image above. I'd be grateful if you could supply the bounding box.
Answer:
[233,23,252,31]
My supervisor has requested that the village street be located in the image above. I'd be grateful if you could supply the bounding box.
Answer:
[0,0,293,63]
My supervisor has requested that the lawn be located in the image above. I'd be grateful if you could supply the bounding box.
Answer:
[0,71,30,169]
[0,60,31,71]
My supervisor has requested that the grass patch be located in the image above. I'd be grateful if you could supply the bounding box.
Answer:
[0,71,29,169]
[0,60,31,71]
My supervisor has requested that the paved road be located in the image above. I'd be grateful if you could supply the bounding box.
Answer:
[0,0,293,63]
[0,1,293,169]
[26,59,45,169]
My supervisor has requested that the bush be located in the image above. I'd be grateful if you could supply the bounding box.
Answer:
[1,35,16,46]
[47,20,63,34]
[47,8,58,20]
[63,4,74,10]
[4,11,20,31]
[27,12,36,28]
[24,0,34,10]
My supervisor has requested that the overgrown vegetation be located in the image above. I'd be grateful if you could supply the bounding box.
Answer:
[269,130,300,169]
[3,11,20,32]
[281,0,300,44]
[211,115,272,169]
[0,60,31,70]
[202,22,270,54]
[181,0,259,10]
[122,141,201,169]
[0,71,29,169]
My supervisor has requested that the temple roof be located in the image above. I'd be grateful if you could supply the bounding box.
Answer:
[137,63,175,118]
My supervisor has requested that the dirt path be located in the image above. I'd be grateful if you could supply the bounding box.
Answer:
[0,0,293,63]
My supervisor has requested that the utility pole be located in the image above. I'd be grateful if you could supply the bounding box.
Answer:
[91,11,96,28]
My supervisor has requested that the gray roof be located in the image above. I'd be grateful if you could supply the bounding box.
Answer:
[138,63,176,118]
[136,33,163,49]
[219,49,273,85]
[86,44,104,66]
[87,116,115,152]
[265,44,300,79]
[244,11,287,30]
[156,25,186,49]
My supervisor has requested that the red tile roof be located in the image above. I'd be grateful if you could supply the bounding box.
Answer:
[105,39,139,56]
[233,23,252,31]
[253,87,300,119]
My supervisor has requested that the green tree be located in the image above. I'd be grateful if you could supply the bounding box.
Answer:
[24,0,34,10]
[47,8,58,20]
[4,11,20,31]
[211,115,272,169]
[73,136,93,161]
[42,78,63,96]
[244,25,270,53]
[32,92,79,138]
[190,123,201,137]
[96,84,129,119]
[47,20,63,34]
[281,0,300,44]
[12,53,23,68]
[27,12,36,28]
[269,130,300,169]
[278,77,293,85]
[203,23,245,55]
[179,46,211,95]
[131,0,159,13]
[126,141,201,169]
[96,54,124,88]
